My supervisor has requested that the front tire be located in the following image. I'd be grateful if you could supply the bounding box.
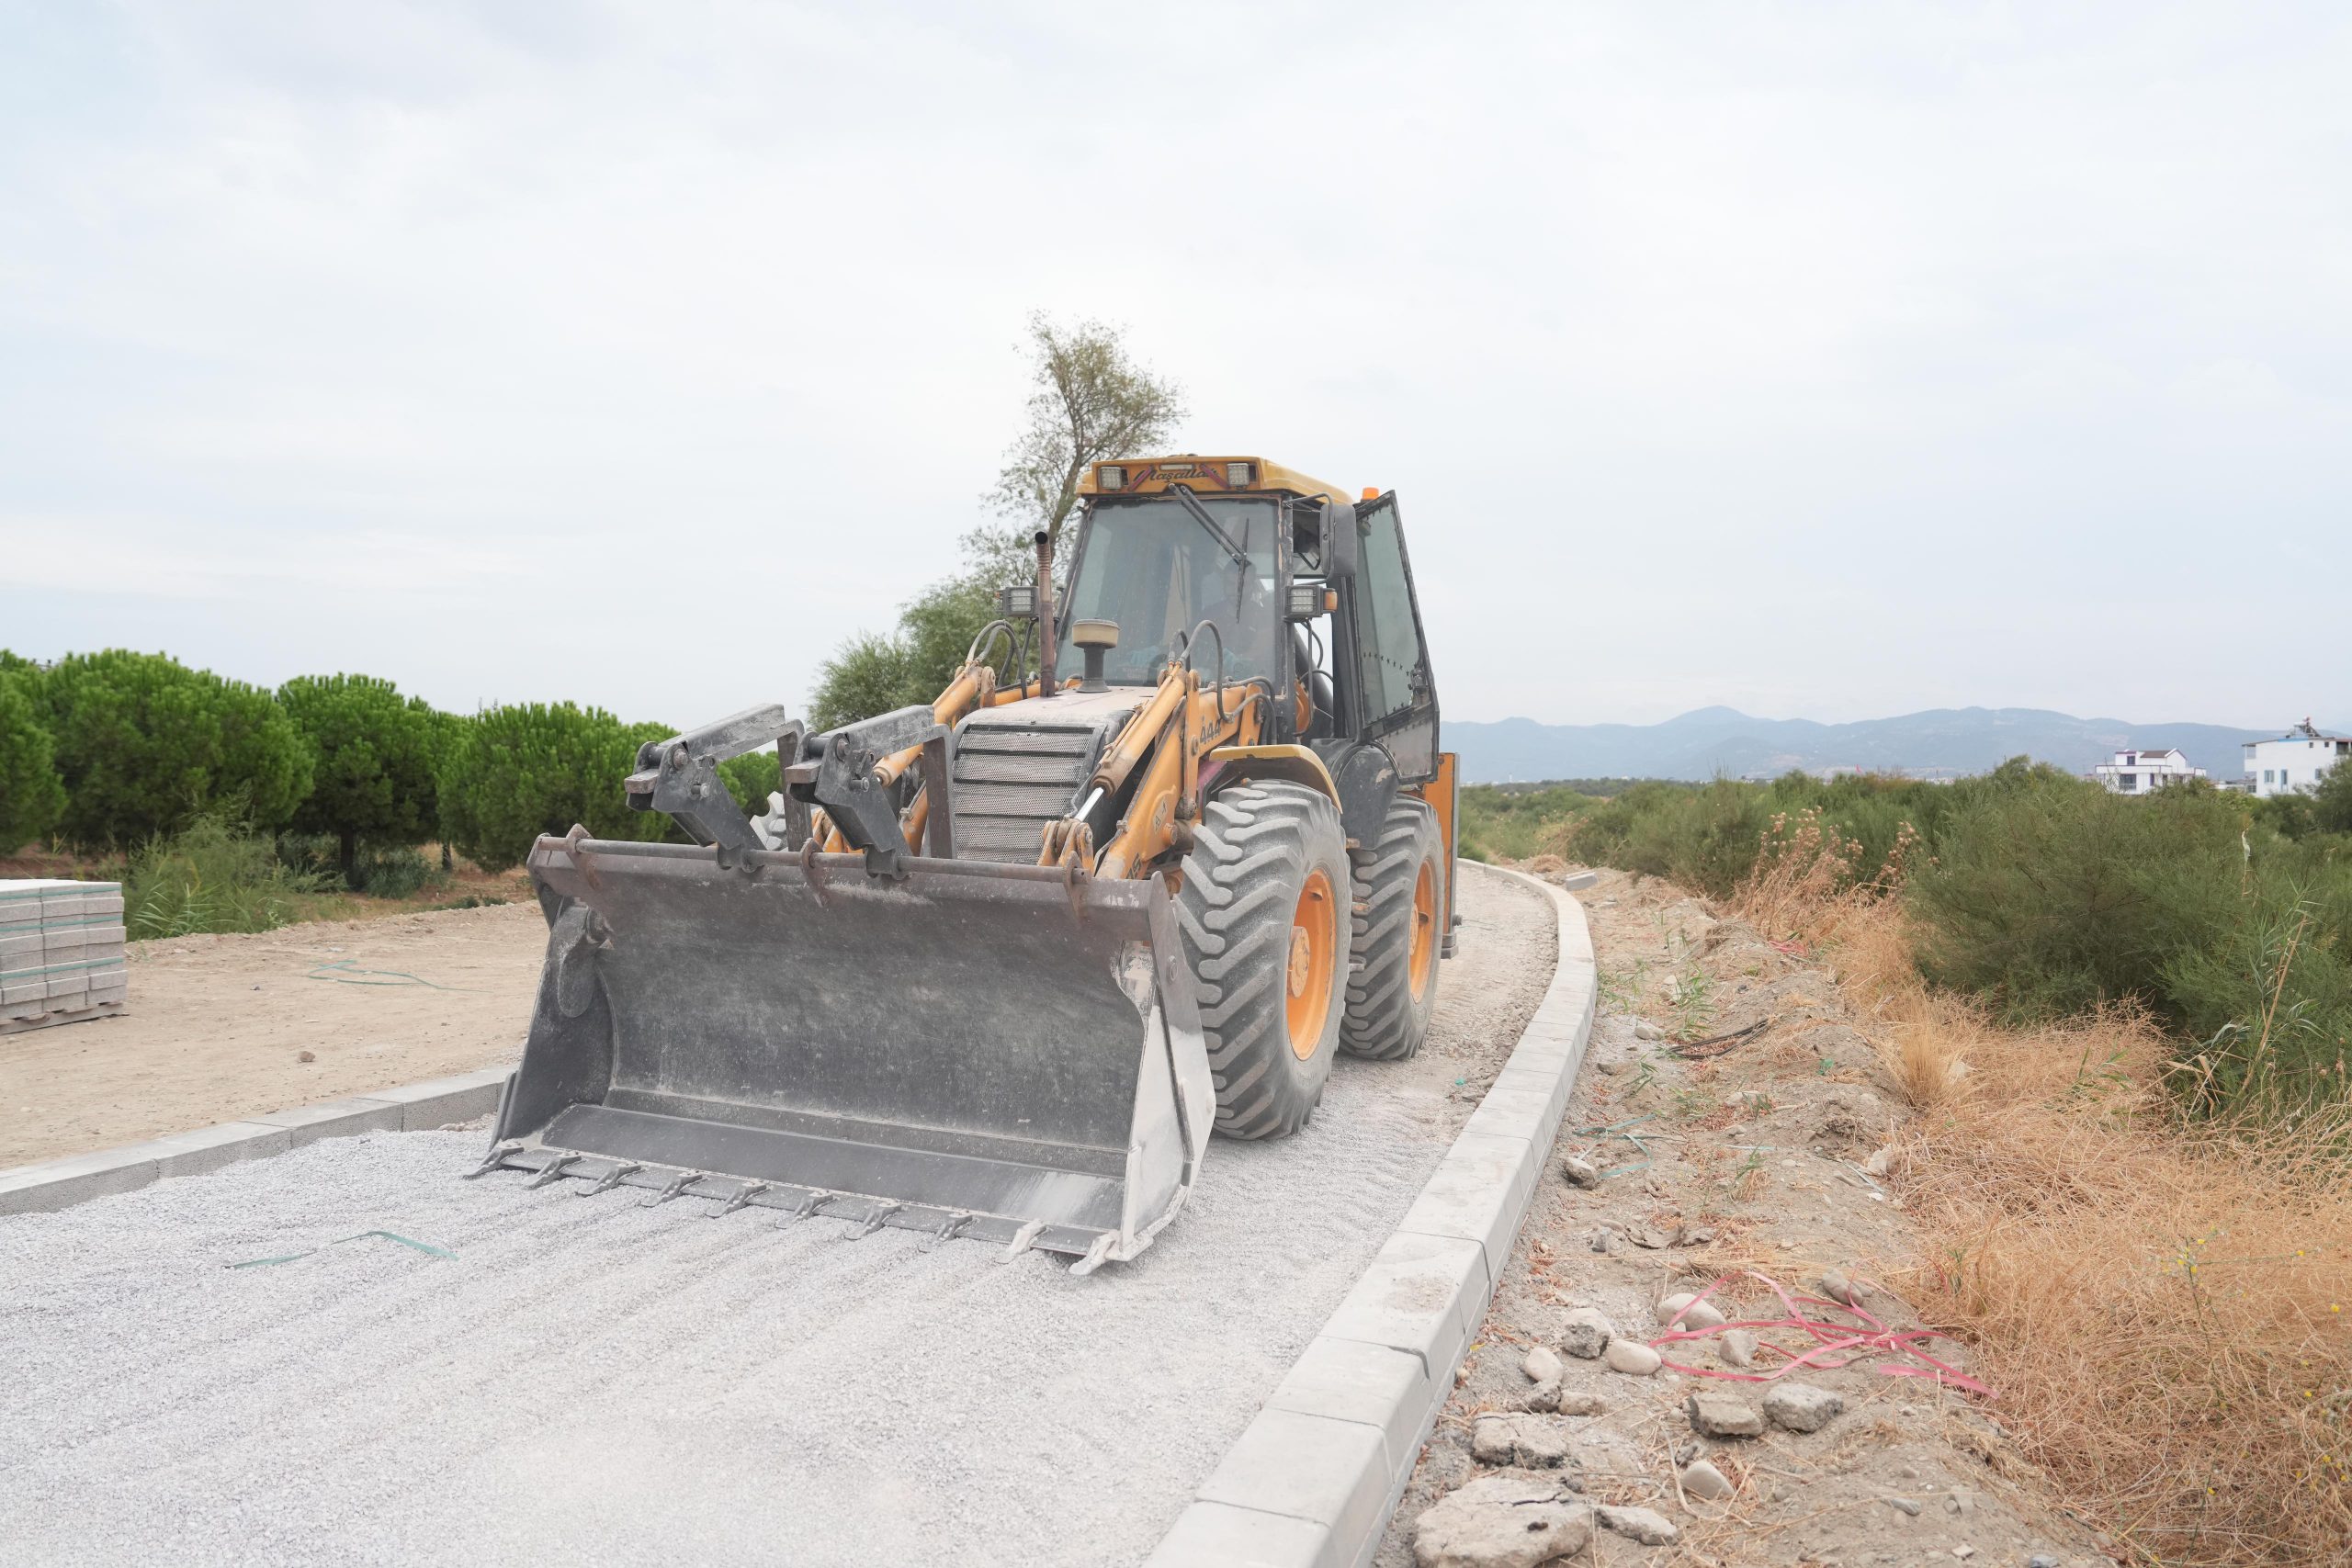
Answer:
[1340,796,1445,1060]
[1174,782,1351,1139]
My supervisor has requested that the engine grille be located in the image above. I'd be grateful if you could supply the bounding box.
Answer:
[950,721,1101,863]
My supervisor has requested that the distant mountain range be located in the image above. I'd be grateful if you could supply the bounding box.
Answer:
[1448,706,2346,784]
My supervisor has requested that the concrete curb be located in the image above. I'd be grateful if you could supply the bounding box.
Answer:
[1145,861,1596,1568]
[0,1065,514,1217]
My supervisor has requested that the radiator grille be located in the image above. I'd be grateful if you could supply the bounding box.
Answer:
[950,723,1099,864]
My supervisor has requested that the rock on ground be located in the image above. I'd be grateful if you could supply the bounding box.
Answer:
[1559,1307,1613,1359]
[1602,1338,1660,1376]
[1679,1459,1735,1500]
[1413,1477,1590,1568]
[1719,1328,1758,1368]
[1763,1382,1844,1433]
[1686,1391,1766,1438]
[1521,1345,1564,1384]
[1596,1506,1678,1546]
[1471,1414,1569,1468]
[1657,1291,1725,1331]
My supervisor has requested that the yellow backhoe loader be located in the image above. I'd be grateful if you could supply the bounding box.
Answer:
[473,457,1459,1272]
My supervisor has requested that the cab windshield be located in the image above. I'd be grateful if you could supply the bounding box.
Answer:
[1054,497,1282,688]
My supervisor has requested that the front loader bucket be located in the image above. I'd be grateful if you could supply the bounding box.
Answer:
[478,835,1216,1272]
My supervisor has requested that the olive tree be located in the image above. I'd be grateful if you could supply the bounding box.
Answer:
[809,314,1182,728]
[277,674,442,886]
[37,650,312,848]
[983,311,1185,567]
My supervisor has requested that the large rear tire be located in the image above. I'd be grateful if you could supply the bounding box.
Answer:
[1174,781,1351,1140]
[1340,795,1445,1061]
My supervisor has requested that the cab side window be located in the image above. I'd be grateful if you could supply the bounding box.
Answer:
[1354,500,1427,725]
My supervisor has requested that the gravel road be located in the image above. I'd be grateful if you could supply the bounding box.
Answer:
[0,863,1555,1568]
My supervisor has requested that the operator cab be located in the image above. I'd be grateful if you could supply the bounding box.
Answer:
[1044,455,1436,768]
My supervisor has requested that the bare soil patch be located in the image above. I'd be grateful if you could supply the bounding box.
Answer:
[1376,864,2113,1568]
[0,902,544,1166]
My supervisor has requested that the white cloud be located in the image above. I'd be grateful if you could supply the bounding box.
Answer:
[2,0,2346,729]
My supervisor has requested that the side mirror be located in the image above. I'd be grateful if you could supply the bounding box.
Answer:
[1323,502,1359,581]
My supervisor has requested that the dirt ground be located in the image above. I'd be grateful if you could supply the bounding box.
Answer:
[0,902,546,1167]
[1376,864,2114,1568]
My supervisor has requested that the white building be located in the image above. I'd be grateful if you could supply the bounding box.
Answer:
[2091,747,2206,795]
[2244,720,2351,798]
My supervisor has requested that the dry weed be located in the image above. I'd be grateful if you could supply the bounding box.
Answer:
[1743,879,2352,1565]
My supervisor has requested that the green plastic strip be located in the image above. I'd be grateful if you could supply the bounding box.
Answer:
[226,1230,458,1269]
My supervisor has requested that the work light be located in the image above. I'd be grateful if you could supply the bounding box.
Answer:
[1285,581,1326,620]
[998,583,1038,620]
[1225,461,1254,488]
[1097,465,1125,490]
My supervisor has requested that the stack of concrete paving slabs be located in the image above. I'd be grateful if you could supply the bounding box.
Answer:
[0,879,128,1033]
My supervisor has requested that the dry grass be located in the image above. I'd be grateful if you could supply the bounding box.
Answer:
[1727,829,2352,1565]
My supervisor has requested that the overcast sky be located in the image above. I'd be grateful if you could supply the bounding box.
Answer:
[4,2,2346,730]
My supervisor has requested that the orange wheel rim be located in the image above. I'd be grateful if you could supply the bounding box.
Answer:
[1285,869,1338,1058]
[1408,861,1438,1002]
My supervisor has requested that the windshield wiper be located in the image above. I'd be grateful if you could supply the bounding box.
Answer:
[1167,485,1250,569]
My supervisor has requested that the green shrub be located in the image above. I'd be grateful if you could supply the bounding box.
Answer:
[0,667,64,849]
[809,576,1002,729]
[126,816,333,939]
[1458,784,1599,861]
[277,673,443,886]
[437,703,676,873]
[36,650,312,848]
[1905,773,2245,1023]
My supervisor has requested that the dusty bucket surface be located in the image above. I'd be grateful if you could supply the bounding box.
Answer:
[475,836,1213,1272]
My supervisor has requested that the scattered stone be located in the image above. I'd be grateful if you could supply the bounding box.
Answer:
[1952,1547,1976,1561]
[297,1050,316,1063]
[1675,1224,1715,1246]
[1412,1476,1591,1568]
[1678,1459,1734,1500]
[1560,1156,1600,1189]
[1472,1413,1570,1468]
[1587,1226,1620,1255]
[1593,1058,1624,1076]
[2028,1556,2061,1568]
[1947,1488,1975,1516]
[1634,1020,1664,1042]
[1657,1292,1726,1331]
[1816,1268,1860,1307]
[1554,1389,1607,1416]
[1883,1496,1923,1517]
[1603,1339,1661,1376]
[1559,1308,1614,1359]
[1719,1329,1758,1369]
[1862,1144,1896,1177]
[1685,1391,1764,1438]
[1762,1382,1844,1433]
[1627,1225,1672,1249]
[1596,1506,1678,1546]
[1521,1345,1565,1385]
[1521,1379,1562,1413]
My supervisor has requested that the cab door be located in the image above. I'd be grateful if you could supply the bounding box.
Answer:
[1348,492,1439,781]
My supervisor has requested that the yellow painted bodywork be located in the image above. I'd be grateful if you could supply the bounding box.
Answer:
[1408,751,1462,950]
[1204,744,1340,804]
[1077,455,1351,505]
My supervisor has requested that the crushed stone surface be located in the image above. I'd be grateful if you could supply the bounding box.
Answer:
[0,865,1554,1568]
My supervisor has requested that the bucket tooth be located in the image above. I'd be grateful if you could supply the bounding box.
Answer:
[711,1180,768,1217]
[526,1154,580,1190]
[642,1171,704,1208]
[580,1161,642,1197]
[999,1219,1047,1261]
[466,1144,521,1179]
[853,1201,902,1238]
